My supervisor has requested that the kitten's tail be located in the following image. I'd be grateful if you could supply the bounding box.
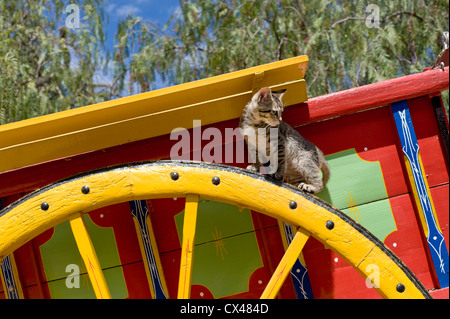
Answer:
[319,154,330,187]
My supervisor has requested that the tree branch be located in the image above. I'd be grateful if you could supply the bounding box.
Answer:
[331,16,365,28]
[331,11,423,28]
[384,11,423,22]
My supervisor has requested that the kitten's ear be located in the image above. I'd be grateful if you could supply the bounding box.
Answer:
[257,87,271,103]
[272,89,287,101]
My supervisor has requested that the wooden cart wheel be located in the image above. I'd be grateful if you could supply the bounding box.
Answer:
[0,161,431,299]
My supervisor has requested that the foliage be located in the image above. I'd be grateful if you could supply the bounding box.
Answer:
[1,0,449,124]
[0,0,107,124]
[113,0,449,102]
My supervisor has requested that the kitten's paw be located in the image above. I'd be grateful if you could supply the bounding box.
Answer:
[246,164,258,172]
[298,183,316,194]
[272,172,284,181]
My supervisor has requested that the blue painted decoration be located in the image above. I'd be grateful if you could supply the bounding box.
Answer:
[129,200,168,299]
[0,255,21,299]
[280,222,314,299]
[392,100,449,288]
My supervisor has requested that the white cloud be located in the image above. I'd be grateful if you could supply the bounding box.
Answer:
[106,3,117,14]
[114,5,142,18]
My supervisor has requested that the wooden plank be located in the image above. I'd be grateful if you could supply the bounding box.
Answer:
[294,67,449,126]
[429,287,449,299]
[0,56,308,173]
[0,80,305,173]
[69,214,112,299]
[177,194,199,299]
[392,100,449,288]
[0,57,307,148]
[261,227,310,299]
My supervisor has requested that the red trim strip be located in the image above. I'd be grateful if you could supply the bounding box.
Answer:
[295,67,449,126]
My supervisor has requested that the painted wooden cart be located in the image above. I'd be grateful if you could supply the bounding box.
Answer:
[0,55,448,299]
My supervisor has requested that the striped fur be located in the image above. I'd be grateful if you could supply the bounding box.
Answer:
[239,87,330,194]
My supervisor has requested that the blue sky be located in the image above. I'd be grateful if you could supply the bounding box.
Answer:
[89,0,180,93]
[104,0,180,49]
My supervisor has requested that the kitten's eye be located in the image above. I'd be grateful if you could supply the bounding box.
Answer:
[259,110,271,113]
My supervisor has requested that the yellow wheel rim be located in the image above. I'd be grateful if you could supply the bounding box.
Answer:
[0,161,431,299]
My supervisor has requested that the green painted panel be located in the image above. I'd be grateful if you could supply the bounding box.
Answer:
[47,267,125,299]
[175,200,256,245]
[40,215,127,298]
[318,149,387,208]
[175,200,263,298]
[341,198,396,242]
[316,149,396,242]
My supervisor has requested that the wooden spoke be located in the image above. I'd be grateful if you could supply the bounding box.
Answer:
[69,214,111,299]
[177,194,200,299]
[261,227,311,299]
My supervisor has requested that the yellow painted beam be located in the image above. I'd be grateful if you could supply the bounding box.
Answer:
[69,214,111,299]
[0,56,308,173]
[0,161,431,299]
[177,194,199,299]
[261,227,310,299]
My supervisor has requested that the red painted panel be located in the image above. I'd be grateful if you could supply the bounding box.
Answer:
[296,105,409,197]
[301,236,380,299]
[384,194,438,289]
[430,184,450,253]
[429,286,449,299]
[407,97,449,186]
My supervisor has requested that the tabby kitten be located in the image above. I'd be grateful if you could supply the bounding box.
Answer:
[239,87,330,194]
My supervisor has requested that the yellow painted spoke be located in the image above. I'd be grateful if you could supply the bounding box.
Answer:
[261,227,310,299]
[69,214,111,299]
[177,194,199,299]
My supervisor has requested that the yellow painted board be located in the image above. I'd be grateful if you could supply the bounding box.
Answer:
[0,56,308,172]
[261,227,310,299]
[0,78,305,173]
[69,214,111,299]
[177,194,199,299]
[0,56,308,147]
[0,161,431,299]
